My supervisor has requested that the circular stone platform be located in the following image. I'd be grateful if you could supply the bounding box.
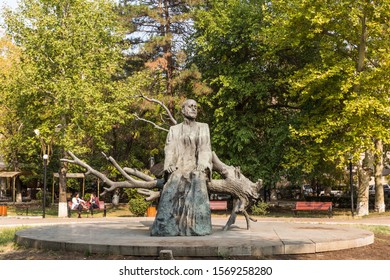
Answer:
[15,217,374,258]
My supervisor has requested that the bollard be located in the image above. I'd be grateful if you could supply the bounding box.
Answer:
[103,205,106,217]
[146,206,157,217]
[159,250,174,260]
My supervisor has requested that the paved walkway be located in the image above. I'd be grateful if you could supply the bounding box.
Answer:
[2,214,388,258]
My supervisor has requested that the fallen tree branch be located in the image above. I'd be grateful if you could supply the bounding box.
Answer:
[124,167,155,181]
[208,152,263,230]
[61,151,159,196]
[62,150,263,230]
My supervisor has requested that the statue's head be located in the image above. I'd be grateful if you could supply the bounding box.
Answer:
[181,99,198,120]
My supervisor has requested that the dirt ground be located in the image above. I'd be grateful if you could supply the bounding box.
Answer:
[1,233,390,260]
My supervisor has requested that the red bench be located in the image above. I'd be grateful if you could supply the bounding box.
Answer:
[293,201,332,218]
[209,200,228,213]
[68,201,106,217]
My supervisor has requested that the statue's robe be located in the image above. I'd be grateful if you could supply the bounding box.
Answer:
[151,121,213,236]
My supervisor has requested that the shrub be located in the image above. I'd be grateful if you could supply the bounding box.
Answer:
[251,201,269,216]
[125,188,152,216]
[128,197,150,217]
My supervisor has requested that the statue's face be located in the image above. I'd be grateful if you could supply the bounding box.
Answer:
[182,100,198,120]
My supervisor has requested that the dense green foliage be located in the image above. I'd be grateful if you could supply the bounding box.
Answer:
[265,0,390,170]
[190,0,390,191]
[1,0,129,177]
[191,0,293,185]
[262,0,390,214]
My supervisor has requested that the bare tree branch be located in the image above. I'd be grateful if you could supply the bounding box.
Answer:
[133,113,169,132]
[138,94,177,125]
[124,167,155,181]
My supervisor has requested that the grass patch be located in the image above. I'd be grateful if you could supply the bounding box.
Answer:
[0,226,30,256]
[0,227,29,249]
[6,204,57,217]
[355,225,390,235]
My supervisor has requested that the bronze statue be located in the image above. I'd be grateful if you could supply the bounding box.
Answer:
[151,99,213,236]
[62,97,263,235]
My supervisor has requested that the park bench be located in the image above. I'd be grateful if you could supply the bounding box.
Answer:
[67,200,106,217]
[209,200,228,214]
[15,204,30,216]
[293,201,333,218]
[15,203,40,216]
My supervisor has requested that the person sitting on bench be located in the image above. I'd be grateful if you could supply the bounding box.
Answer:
[89,192,100,217]
[71,192,86,218]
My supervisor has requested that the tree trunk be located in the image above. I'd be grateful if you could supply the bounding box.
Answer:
[162,0,173,97]
[161,0,175,116]
[356,152,370,216]
[357,11,367,73]
[374,139,385,212]
[355,8,369,217]
[58,151,68,217]
[16,177,22,203]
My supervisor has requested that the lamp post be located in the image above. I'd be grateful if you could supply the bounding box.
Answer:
[42,154,49,218]
[34,128,54,218]
[34,124,64,217]
[348,157,354,217]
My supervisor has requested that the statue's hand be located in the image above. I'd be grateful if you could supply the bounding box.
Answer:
[165,165,177,173]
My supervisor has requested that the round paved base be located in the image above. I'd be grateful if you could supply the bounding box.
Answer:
[15,217,374,258]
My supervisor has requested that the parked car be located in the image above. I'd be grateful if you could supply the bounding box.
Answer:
[319,186,344,197]
[385,184,390,194]
[369,184,390,196]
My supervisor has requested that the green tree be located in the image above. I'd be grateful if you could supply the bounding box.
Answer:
[118,0,208,115]
[0,35,25,172]
[2,0,127,215]
[191,0,293,188]
[111,0,210,168]
[264,0,390,215]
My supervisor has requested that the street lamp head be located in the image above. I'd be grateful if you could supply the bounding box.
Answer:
[43,154,49,160]
[34,129,40,136]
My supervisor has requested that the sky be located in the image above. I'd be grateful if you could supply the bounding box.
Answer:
[1,0,18,10]
[1,0,18,20]
[0,0,18,31]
